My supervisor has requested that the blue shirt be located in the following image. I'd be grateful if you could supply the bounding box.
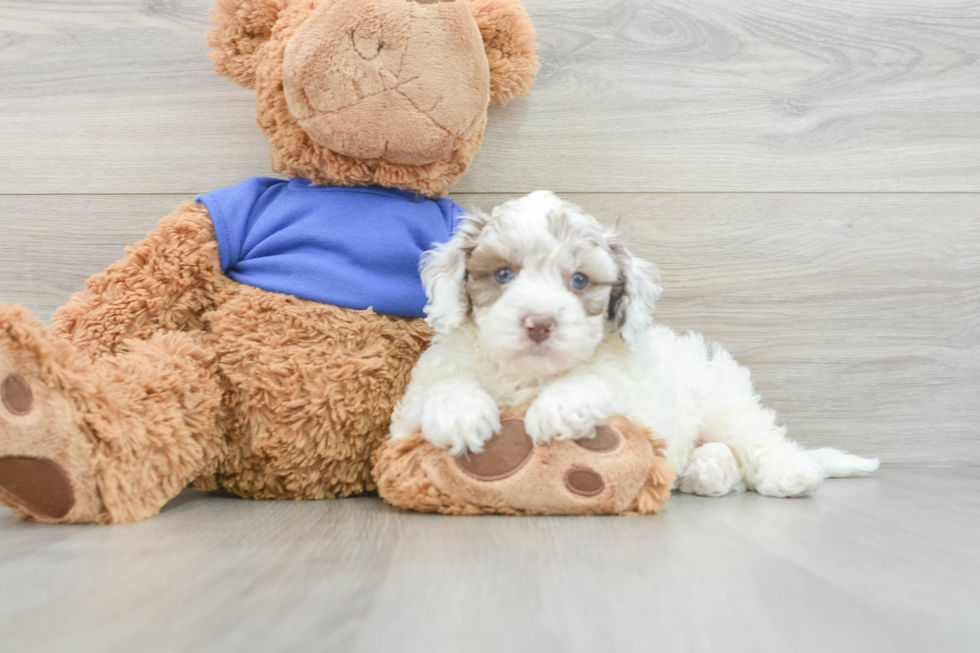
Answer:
[198,178,464,317]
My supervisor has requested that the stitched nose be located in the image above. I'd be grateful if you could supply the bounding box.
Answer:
[524,315,556,344]
[353,18,384,60]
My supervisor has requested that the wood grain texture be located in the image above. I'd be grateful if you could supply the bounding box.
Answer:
[1,0,980,193]
[1,193,977,464]
[0,466,978,653]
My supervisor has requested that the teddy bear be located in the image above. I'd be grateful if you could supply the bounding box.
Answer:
[0,0,540,524]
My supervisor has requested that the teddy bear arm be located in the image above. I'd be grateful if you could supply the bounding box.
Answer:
[374,408,675,516]
[51,201,228,359]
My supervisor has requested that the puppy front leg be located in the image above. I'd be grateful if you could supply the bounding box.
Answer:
[399,378,501,456]
[525,374,620,444]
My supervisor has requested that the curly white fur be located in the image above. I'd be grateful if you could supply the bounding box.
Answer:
[391,191,879,497]
[524,373,624,444]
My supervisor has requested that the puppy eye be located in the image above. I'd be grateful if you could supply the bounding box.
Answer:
[570,272,589,290]
[494,267,515,284]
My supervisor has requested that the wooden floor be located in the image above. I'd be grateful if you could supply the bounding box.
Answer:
[1,466,978,653]
[1,0,978,650]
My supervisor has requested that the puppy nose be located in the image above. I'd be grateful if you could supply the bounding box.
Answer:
[524,315,557,343]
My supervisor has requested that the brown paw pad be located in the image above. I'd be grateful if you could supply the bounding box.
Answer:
[0,456,75,519]
[574,424,621,452]
[1,375,33,416]
[565,467,606,497]
[455,419,534,481]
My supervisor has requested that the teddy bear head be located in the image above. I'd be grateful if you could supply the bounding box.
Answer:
[208,0,538,197]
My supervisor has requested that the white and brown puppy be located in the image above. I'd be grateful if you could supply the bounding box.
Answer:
[389,191,878,497]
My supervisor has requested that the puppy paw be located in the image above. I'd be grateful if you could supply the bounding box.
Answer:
[418,379,501,456]
[525,375,618,444]
[678,442,744,497]
[754,450,824,498]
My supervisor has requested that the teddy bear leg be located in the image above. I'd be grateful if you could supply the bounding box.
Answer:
[202,285,433,501]
[0,305,230,524]
[51,201,226,359]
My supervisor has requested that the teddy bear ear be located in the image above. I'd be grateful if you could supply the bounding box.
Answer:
[207,0,288,89]
[467,0,540,104]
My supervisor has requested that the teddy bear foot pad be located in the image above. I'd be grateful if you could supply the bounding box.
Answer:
[374,408,675,516]
[0,374,75,519]
[0,455,75,520]
[0,307,102,523]
[0,371,86,522]
[455,419,619,497]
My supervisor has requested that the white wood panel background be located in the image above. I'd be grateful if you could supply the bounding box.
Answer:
[1,193,976,464]
[1,0,978,464]
[1,0,980,193]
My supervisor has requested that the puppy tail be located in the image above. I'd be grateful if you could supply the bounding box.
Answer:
[807,447,880,478]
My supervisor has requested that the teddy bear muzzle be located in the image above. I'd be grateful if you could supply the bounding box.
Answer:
[282,0,491,166]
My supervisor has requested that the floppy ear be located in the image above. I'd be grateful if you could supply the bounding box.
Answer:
[467,0,539,104]
[207,0,288,88]
[609,242,662,349]
[421,213,488,335]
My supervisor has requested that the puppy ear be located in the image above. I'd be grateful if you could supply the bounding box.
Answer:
[467,0,539,104]
[609,242,662,349]
[207,0,288,89]
[421,213,487,334]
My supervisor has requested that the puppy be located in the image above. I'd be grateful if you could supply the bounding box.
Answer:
[389,191,879,497]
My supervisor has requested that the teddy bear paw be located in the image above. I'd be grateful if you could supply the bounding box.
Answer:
[455,419,622,496]
[448,415,667,514]
[0,308,101,523]
[375,407,675,516]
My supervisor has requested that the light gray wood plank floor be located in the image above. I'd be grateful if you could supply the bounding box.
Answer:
[1,466,978,653]
[1,0,978,651]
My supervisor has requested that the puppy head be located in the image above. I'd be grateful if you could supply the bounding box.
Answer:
[422,191,661,379]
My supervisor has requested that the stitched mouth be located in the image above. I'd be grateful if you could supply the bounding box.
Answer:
[296,97,462,164]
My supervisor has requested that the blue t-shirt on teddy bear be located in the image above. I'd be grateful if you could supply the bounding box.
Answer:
[197,177,464,317]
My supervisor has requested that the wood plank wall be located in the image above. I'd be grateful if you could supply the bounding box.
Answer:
[1,0,977,464]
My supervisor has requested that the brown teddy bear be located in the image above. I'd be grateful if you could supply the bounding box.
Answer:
[0,0,539,524]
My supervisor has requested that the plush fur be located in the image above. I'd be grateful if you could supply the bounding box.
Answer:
[374,406,674,516]
[390,192,881,498]
[1,203,433,523]
[0,0,537,524]
[209,0,538,197]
